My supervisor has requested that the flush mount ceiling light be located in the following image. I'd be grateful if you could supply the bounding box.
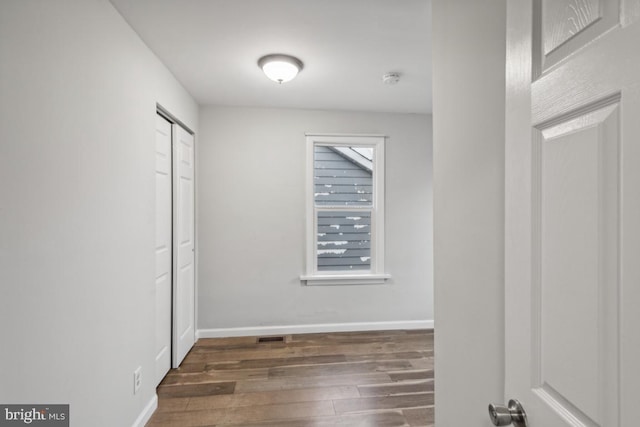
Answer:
[258,54,304,84]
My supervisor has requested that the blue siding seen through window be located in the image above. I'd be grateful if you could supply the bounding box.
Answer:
[317,211,371,271]
[314,145,373,271]
[314,146,373,206]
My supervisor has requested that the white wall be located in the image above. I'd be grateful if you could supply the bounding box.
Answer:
[432,1,507,426]
[0,1,198,426]
[197,106,432,334]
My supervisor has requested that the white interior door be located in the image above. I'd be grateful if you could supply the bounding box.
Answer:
[172,124,196,367]
[154,114,172,385]
[505,0,640,426]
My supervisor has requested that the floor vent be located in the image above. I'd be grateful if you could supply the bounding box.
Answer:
[257,336,285,343]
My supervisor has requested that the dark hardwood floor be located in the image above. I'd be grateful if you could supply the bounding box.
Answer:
[147,329,434,426]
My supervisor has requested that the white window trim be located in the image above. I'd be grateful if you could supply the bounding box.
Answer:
[301,133,390,285]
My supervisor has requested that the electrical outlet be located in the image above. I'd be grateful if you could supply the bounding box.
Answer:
[133,367,142,395]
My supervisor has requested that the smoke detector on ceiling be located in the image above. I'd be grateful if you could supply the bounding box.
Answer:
[382,72,400,85]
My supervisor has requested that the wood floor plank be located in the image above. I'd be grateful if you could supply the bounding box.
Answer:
[234,372,393,393]
[409,357,434,370]
[403,406,435,427]
[207,354,348,370]
[196,336,262,347]
[186,386,359,410]
[346,351,433,362]
[389,370,434,381]
[335,411,411,427]
[268,360,413,378]
[147,407,225,426]
[161,372,225,386]
[149,401,335,426]
[175,363,207,373]
[155,397,190,413]
[223,410,411,427]
[157,381,236,398]
[358,380,433,396]
[332,393,434,414]
[221,400,335,424]
[163,369,269,384]
[183,341,429,363]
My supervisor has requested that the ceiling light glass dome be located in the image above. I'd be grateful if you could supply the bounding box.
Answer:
[258,54,304,84]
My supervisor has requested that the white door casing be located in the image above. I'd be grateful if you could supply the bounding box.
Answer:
[172,124,196,367]
[154,114,172,385]
[505,0,640,426]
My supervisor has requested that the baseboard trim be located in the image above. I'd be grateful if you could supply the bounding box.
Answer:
[131,393,157,427]
[197,320,434,339]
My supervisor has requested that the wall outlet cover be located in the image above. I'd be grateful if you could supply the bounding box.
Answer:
[133,367,142,395]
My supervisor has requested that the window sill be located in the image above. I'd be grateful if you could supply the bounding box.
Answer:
[300,274,391,286]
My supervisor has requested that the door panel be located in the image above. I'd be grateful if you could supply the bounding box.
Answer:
[154,114,172,385]
[506,0,639,425]
[172,124,195,367]
[535,0,620,75]
[532,100,620,425]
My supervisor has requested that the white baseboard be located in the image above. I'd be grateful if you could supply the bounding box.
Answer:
[197,320,434,339]
[131,394,157,427]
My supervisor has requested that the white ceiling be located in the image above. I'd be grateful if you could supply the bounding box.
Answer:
[109,0,432,114]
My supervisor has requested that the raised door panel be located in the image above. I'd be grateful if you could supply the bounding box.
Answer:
[534,0,619,76]
[531,100,620,426]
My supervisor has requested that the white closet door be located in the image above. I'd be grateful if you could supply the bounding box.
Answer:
[154,114,172,385]
[172,124,196,367]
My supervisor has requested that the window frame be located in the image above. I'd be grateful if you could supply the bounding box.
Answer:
[301,134,390,285]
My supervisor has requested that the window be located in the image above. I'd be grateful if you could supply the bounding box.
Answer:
[302,134,389,285]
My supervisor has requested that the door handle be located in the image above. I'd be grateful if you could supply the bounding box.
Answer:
[488,399,527,426]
